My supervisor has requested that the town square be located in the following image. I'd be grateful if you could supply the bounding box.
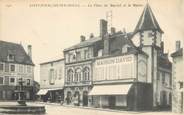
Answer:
[0,0,183,114]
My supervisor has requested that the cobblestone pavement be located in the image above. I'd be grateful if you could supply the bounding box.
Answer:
[0,101,181,115]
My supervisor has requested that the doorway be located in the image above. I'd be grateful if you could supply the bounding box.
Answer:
[66,91,72,104]
[83,91,88,106]
[108,96,116,108]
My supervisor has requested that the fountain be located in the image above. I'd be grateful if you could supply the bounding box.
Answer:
[0,78,46,114]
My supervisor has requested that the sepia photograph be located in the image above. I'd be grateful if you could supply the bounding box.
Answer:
[0,0,184,114]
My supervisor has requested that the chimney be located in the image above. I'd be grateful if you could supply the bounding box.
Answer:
[123,28,126,34]
[103,34,110,56]
[176,41,181,51]
[111,27,116,34]
[100,19,108,38]
[89,33,94,39]
[27,45,32,59]
[161,41,164,53]
[80,35,86,42]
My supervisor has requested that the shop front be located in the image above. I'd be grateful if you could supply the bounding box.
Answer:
[64,86,92,106]
[37,88,64,103]
[89,82,153,110]
[89,84,131,109]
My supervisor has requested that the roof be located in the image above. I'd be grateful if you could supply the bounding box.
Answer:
[110,33,148,57]
[64,37,101,51]
[158,53,172,70]
[171,48,183,57]
[0,40,34,65]
[40,58,64,65]
[134,4,163,34]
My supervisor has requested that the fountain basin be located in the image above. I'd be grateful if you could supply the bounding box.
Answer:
[0,105,45,114]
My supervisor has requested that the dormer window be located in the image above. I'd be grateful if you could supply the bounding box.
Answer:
[122,45,131,54]
[8,54,15,61]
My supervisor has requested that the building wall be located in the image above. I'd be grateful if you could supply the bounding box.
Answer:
[65,62,92,86]
[40,59,65,89]
[137,54,148,82]
[93,54,136,81]
[64,44,94,106]
[65,47,93,64]
[156,68,172,107]
[172,56,184,113]
[0,61,34,100]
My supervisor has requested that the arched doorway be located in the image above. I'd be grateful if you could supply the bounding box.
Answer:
[83,91,88,106]
[66,91,72,104]
[74,91,80,106]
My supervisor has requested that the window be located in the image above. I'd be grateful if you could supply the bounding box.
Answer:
[67,69,73,82]
[10,78,15,83]
[69,53,76,62]
[148,32,153,37]
[0,63,4,71]
[75,68,81,82]
[0,77,3,84]
[5,63,9,72]
[76,52,81,61]
[27,66,31,73]
[4,76,9,85]
[179,81,183,89]
[49,69,55,85]
[19,65,23,73]
[162,73,165,84]
[58,68,62,80]
[157,72,160,80]
[10,65,15,72]
[84,50,90,59]
[8,54,15,61]
[122,45,131,54]
[27,79,31,86]
[54,70,57,80]
[83,67,90,81]
[97,49,103,57]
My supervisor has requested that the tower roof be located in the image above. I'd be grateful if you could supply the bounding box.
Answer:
[134,4,163,34]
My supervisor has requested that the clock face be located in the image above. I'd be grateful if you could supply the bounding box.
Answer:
[132,33,140,47]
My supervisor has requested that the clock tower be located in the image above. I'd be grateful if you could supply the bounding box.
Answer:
[132,3,164,107]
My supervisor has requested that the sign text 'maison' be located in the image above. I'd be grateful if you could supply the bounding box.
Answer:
[96,55,133,66]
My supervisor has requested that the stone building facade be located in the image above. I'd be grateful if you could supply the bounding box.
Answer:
[171,41,184,113]
[0,40,34,100]
[89,3,172,110]
[131,4,172,109]
[38,59,65,102]
[54,3,172,110]
[63,36,100,106]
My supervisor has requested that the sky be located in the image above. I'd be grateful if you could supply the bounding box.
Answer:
[0,0,184,82]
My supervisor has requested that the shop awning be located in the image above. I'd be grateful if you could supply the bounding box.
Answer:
[37,89,49,95]
[37,87,64,95]
[89,84,132,96]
